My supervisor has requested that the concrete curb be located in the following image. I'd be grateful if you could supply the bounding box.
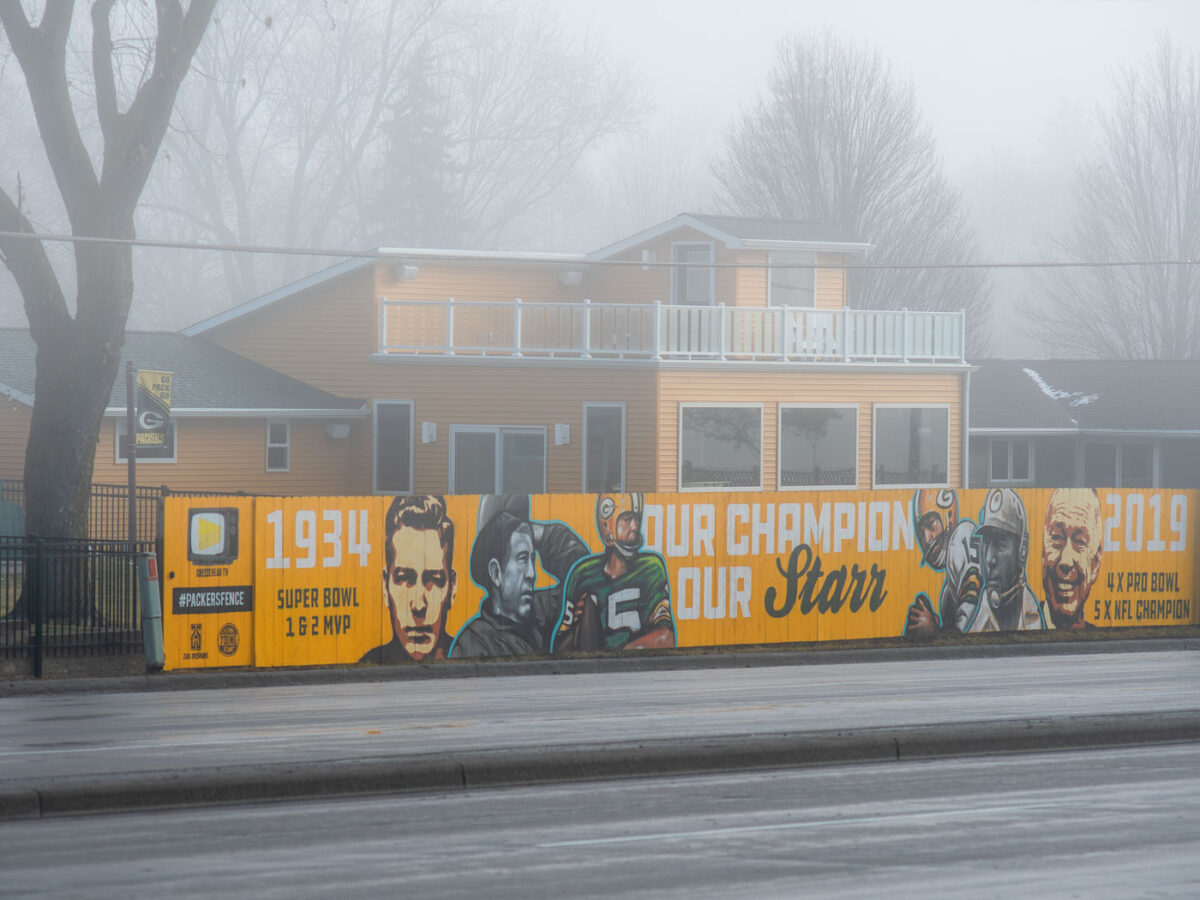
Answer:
[4,709,1198,820]
[4,637,1199,697]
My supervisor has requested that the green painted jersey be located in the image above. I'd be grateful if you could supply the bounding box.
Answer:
[561,552,672,651]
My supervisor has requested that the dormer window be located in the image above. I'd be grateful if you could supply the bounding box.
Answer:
[670,242,715,305]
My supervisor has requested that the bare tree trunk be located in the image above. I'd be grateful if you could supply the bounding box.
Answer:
[0,3,217,621]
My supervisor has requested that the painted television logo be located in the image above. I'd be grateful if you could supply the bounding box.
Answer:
[188,508,239,565]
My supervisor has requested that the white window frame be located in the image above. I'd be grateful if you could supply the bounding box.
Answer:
[777,403,858,491]
[265,419,291,472]
[373,400,414,494]
[113,418,177,464]
[670,241,716,306]
[448,425,547,494]
[582,402,626,493]
[988,437,1033,485]
[767,250,817,308]
[678,402,764,492]
[872,404,951,489]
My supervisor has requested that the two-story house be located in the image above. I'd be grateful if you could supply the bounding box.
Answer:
[2,214,970,497]
[186,213,969,495]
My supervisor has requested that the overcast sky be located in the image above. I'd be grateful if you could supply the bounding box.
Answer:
[548,0,1199,175]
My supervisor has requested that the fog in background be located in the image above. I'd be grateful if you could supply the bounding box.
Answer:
[1,0,1197,357]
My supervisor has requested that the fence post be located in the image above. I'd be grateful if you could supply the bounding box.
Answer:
[513,297,523,357]
[31,538,43,679]
[582,297,592,358]
[138,552,164,671]
[717,303,727,361]
[652,301,662,361]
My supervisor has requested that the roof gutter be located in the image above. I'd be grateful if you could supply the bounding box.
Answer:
[102,405,369,419]
[970,426,1200,437]
[0,381,34,407]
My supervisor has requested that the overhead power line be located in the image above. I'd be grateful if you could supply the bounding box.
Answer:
[0,228,1196,271]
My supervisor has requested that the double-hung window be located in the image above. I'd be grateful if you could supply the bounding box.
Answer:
[989,439,1032,484]
[266,420,290,472]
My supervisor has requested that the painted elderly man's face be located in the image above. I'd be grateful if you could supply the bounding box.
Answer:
[1042,490,1102,627]
[384,525,454,660]
[491,526,536,623]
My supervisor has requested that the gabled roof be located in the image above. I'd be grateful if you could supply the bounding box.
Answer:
[588,213,870,260]
[971,359,1200,434]
[180,214,868,336]
[181,248,588,337]
[0,329,364,416]
[182,256,373,337]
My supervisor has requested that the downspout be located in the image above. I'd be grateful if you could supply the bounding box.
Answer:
[962,367,971,489]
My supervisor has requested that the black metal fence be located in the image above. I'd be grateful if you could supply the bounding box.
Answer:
[0,478,168,542]
[0,536,153,675]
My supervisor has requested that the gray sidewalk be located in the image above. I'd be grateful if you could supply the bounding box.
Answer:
[3,640,1199,821]
[5,634,1199,696]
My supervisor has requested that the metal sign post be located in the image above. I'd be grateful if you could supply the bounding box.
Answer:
[125,361,137,546]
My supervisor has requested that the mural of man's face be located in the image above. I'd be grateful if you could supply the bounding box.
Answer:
[1042,490,1102,628]
[489,525,536,623]
[384,525,455,660]
[613,511,641,556]
[982,528,1021,603]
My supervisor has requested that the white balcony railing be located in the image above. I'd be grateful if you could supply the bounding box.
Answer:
[379,298,965,364]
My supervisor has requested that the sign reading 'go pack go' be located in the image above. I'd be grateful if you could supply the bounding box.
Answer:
[161,488,1200,670]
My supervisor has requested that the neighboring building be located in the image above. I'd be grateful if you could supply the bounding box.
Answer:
[2,214,972,496]
[969,359,1200,489]
[0,329,365,494]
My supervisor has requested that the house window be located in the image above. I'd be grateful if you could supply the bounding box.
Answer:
[680,405,762,490]
[450,426,546,494]
[671,242,715,305]
[266,420,290,472]
[1083,442,1156,488]
[114,419,177,464]
[374,401,413,493]
[768,250,816,307]
[584,403,625,492]
[779,406,857,488]
[989,439,1032,484]
[873,406,949,487]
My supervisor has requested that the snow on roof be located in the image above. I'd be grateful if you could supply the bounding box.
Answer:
[1022,367,1098,408]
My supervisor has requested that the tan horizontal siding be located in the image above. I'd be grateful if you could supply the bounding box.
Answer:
[380,261,581,305]
[207,267,378,398]
[655,369,964,491]
[731,251,768,308]
[816,254,847,310]
[91,417,362,495]
[362,362,659,494]
[0,404,31,481]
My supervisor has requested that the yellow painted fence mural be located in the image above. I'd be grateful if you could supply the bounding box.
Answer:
[162,488,1200,669]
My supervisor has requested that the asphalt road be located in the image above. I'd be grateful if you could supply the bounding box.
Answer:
[2,648,1198,816]
[4,742,1198,898]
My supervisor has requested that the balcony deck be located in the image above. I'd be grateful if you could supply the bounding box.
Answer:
[379,298,965,365]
